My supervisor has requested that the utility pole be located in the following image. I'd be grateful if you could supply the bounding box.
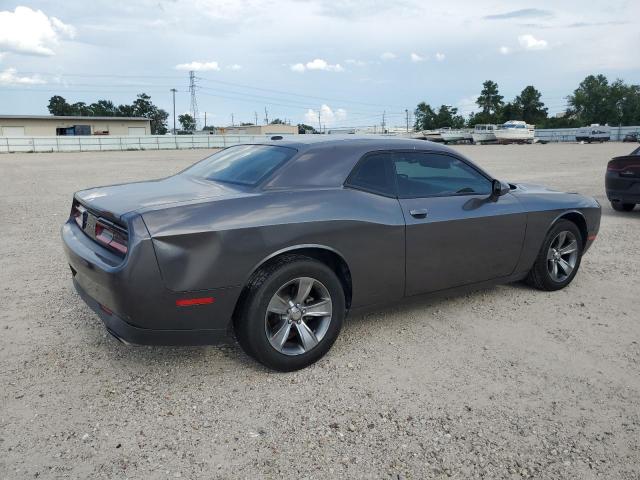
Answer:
[405,109,409,133]
[254,111,258,125]
[264,107,269,125]
[231,113,234,126]
[318,111,321,133]
[382,111,386,134]
[170,88,177,135]
[204,112,207,129]
[189,71,199,130]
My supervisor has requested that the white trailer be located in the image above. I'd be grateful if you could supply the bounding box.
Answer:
[575,124,611,143]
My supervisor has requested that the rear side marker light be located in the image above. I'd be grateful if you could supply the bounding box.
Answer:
[176,297,215,307]
[587,235,597,241]
[99,304,113,315]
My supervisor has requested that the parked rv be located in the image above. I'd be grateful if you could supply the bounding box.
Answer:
[576,125,610,143]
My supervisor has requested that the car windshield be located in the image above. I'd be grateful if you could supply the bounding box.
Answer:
[184,144,297,186]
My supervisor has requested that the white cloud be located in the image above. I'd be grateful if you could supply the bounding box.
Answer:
[380,52,396,60]
[435,52,446,61]
[0,68,45,85]
[518,34,548,50]
[175,61,220,71]
[291,59,344,72]
[306,58,344,71]
[499,46,512,55]
[410,53,425,62]
[227,64,242,70]
[345,59,367,67]
[0,6,75,56]
[304,104,347,127]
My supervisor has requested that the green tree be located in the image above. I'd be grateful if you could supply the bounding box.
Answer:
[512,86,548,125]
[47,93,168,134]
[567,74,614,125]
[297,123,317,134]
[476,80,504,122]
[270,118,286,124]
[47,96,74,115]
[499,102,522,122]
[131,93,169,134]
[90,100,117,116]
[178,113,196,133]
[116,104,136,117]
[434,105,465,128]
[70,102,92,116]
[414,102,437,130]
[609,79,640,125]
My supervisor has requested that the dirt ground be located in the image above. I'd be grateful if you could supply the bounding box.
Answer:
[1,142,639,479]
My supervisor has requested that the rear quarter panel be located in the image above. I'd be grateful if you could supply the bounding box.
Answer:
[141,188,406,308]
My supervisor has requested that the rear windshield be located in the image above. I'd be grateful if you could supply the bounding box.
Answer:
[184,145,297,186]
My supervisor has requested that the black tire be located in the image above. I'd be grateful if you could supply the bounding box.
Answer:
[234,254,345,371]
[611,201,635,212]
[526,220,583,291]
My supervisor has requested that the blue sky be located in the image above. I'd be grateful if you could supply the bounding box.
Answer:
[1,0,639,129]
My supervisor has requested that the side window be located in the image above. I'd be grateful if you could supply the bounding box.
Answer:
[393,152,491,198]
[346,152,395,197]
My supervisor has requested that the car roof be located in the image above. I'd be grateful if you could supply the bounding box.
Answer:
[258,134,454,153]
[255,135,488,190]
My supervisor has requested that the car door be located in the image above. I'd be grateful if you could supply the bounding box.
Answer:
[393,150,526,296]
[344,151,407,306]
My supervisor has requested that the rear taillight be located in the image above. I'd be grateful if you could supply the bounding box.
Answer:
[71,203,86,228]
[608,157,640,174]
[95,220,128,255]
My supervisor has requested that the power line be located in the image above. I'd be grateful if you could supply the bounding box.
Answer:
[18,70,408,110]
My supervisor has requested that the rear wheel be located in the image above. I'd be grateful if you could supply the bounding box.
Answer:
[234,255,345,371]
[526,220,583,291]
[611,201,635,212]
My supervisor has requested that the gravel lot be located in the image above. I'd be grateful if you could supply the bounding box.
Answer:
[1,143,639,479]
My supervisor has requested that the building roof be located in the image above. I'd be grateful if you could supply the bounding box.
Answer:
[0,115,149,121]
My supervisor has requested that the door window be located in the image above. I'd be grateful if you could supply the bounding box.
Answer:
[394,152,491,198]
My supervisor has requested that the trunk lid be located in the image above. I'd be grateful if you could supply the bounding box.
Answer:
[75,174,252,220]
[608,152,640,178]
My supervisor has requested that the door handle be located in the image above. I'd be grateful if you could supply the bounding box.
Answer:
[409,208,428,219]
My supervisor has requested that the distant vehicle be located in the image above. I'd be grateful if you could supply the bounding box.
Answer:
[62,137,601,371]
[441,129,473,144]
[622,132,639,143]
[576,124,610,143]
[494,120,535,144]
[606,146,640,212]
[471,124,497,144]
[423,128,448,142]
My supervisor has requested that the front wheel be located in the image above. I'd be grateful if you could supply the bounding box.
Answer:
[611,201,635,212]
[234,254,345,371]
[526,220,583,291]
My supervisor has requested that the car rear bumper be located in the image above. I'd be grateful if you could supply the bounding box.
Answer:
[606,173,640,204]
[73,278,230,345]
[606,190,640,204]
[62,215,241,344]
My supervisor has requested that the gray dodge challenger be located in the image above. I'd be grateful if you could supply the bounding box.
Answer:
[62,137,601,370]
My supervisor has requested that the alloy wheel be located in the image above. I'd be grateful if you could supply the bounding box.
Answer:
[265,277,333,356]
[546,231,579,282]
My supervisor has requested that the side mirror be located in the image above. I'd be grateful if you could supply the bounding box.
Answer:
[491,179,510,198]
